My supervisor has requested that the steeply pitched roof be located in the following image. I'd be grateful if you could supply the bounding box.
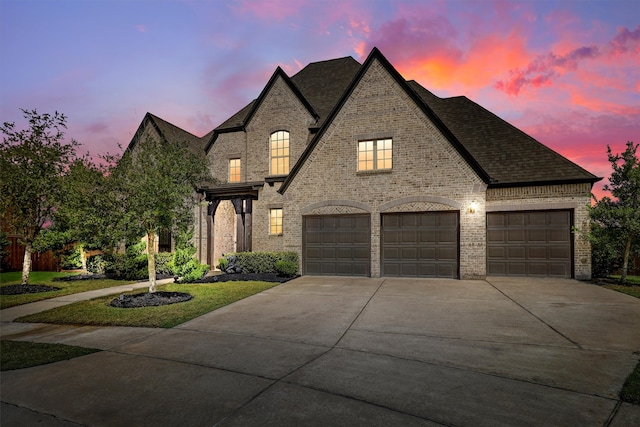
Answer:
[128,113,205,155]
[279,48,491,194]
[205,57,361,152]
[406,82,600,186]
[278,48,600,193]
[290,56,361,128]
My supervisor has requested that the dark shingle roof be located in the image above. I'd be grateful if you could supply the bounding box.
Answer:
[290,57,361,128]
[407,81,600,186]
[129,113,205,155]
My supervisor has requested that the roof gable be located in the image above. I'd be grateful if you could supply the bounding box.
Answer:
[205,67,318,153]
[279,47,492,194]
[128,113,205,155]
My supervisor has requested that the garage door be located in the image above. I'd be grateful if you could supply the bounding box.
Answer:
[487,210,572,278]
[303,215,370,276]
[381,211,459,278]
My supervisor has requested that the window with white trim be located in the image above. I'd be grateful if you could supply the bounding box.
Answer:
[358,138,392,171]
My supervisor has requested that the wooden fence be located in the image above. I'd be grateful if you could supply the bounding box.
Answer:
[2,235,60,272]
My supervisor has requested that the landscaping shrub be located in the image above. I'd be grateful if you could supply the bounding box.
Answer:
[103,242,148,281]
[170,243,209,283]
[217,257,229,271]
[223,251,299,274]
[60,246,83,270]
[155,252,174,276]
[275,259,298,277]
[86,254,107,274]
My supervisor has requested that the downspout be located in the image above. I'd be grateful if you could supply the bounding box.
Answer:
[198,193,203,262]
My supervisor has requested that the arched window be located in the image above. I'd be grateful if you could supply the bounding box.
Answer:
[270,131,290,175]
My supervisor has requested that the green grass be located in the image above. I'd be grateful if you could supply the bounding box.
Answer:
[0,271,135,309]
[610,275,640,286]
[16,281,279,328]
[621,360,640,404]
[1,340,100,371]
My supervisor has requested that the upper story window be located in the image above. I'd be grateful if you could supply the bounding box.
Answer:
[358,138,392,171]
[270,131,290,175]
[229,158,241,182]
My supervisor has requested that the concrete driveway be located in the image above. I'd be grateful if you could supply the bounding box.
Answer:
[1,276,640,426]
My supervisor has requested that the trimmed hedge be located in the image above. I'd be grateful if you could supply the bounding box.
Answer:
[224,251,299,274]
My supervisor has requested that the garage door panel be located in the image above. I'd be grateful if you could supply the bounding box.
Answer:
[402,230,417,244]
[382,211,459,279]
[487,211,572,278]
[303,215,370,277]
[401,247,418,259]
[507,246,526,259]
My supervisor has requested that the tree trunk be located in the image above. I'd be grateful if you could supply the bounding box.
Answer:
[147,231,157,293]
[620,234,632,285]
[79,244,87,272]
[22,241,32,285]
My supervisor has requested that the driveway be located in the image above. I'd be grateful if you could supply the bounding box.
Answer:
[1,276,640,426]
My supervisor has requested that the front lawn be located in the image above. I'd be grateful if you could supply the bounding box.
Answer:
[0,271,134,309]
[16,281,279,328]
[1,340,100,371]
[600,275,640,299]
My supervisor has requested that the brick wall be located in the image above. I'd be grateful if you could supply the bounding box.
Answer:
[281,59,487,278]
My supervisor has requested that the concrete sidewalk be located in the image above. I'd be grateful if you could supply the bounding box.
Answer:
[1,276,640,426]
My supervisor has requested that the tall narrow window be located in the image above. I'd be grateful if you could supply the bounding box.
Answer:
[358,138,392,171]
[269,208,283,235]
[270,131,290,175]
[229,158,241,182]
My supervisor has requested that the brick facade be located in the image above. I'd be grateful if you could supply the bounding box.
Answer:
[192,50,597,280]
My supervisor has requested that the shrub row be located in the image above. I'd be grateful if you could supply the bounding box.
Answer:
[221,251,299,276]
[87,242,209,282]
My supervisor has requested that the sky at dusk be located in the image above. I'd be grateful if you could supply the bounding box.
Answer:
[1,0,639,198]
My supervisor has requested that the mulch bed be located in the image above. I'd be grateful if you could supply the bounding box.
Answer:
[0,284,61,295]
[194,273,297,283]
[109,291,193,308]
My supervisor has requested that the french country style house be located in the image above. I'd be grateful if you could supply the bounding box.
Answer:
[129,48,600,280]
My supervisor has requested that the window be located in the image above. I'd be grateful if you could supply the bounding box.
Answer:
[358,138,392,171]
[269,208,283,235]
[158,230,171,253]
[270,131,290,175]
[229,158,241,182]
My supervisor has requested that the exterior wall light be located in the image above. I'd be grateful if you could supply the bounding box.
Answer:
[468,201,479,214]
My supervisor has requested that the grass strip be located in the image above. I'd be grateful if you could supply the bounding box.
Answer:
[1,271,136,309]
[16,281,279,328]
[621,360,640,404]
[1,340,100,371]
[602,284,640,299]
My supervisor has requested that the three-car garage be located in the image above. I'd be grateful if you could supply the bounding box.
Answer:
[302,209,574,279]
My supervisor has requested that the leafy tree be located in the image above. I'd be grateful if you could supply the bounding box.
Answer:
[589,141,640,284]
[110,135,209,292]
[37,156,118,271]
[0,110,79,285]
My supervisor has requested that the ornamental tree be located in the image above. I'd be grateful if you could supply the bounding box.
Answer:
[589,141,640,284]
[109,135,209,292]
[0,110,79,285]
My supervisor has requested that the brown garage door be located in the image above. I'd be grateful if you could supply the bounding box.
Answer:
[487,210,572,278]
[303,215,370,276]
[381,211,459,278]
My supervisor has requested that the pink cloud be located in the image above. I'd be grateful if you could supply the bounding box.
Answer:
[495,25,639,96]
[134,24,147,33]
